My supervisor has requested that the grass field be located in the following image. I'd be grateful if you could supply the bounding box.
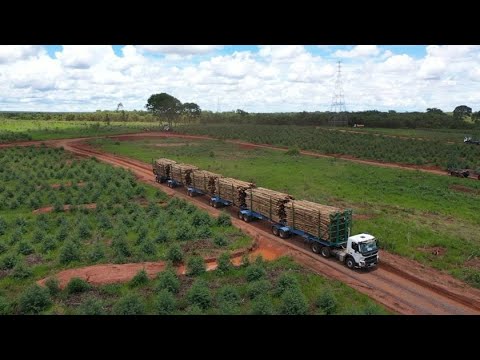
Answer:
[178,125,480,169]
[0,119,163,142]
[0,145,385,315]
[91,137,480,288]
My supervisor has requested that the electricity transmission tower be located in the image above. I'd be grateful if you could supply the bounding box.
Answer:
[330,61,346,112]
[329,61,348,126]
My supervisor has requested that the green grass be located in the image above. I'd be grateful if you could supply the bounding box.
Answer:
[91,137,480,288]
[0,119,163,142]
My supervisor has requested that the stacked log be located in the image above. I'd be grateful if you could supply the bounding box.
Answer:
[154,158,177,178]
[285,200,344,241]
[171,163,199,185]
[191,170,222,194]
[215,177,255,207]
[245,187,293,223]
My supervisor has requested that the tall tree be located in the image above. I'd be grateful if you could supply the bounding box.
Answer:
[453,105,472,119]
[426,108,444,114]
[146,93,183,127]
[182,102,202,122]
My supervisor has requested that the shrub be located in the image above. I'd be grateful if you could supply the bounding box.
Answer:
[0,242,6,254]
[216,253,232,273]
[78,222,91,240]
[187,280,212,310]
[247,280,271,299]
[216,212,231,227]
[53,200,64,212]
[186,256,206,276]
[1,254,17,270]
[112,237,131,258]
[175,224,195,241]
[41,236,57,253]
[196,226,212,239]
[56,226,69,242]
[275,272,300,296]
[0,217,6,236]
[361,303,385,315]
[186,304,203,315]
[280,289,308,315]
[113,294,146,315]
[59,241,81,264]
[141,240,156,255]
[251,295,274,315]
[66,277,91,294]
[156,289,177,315]
[154,232,168,244]
[45,277,60,296]
[32,230,45,244]
[19,285,52,314]
[78,298,106,315]
[12,262,33,279]
[216,285,240,307]
[156,269,180,294]
[191,212,212,227]
[245,264,266,282]
[17,241,34,256]
[129,269,149,287]
[316,289,338,315]
[213,235,228,247]
[241,254,250,267]
[285,147,300,156]
[0,296,10,315]
[88,242,105,262]
[166,244,183,264]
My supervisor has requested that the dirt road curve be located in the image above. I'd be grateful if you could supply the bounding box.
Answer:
[50,138,480,315]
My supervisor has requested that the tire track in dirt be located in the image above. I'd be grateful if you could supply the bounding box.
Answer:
[54,138,480,314]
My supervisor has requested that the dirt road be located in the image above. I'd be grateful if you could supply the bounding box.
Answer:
[53,138,480,315]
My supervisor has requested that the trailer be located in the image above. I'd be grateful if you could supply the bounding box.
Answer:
[209,195,232,208]
[447,167,480,180]
[464,136,480,145]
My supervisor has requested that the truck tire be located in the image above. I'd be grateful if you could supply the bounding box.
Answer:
[188,190,193,197]
[237,211,243,219]
[272,226,279,236]
[346,257,356,269]
[321,246,331,258]
[213,201,218,208]
[210,200,214,207]
[243,214,250,222]
[279,230,288,238]
[311,242,321,254]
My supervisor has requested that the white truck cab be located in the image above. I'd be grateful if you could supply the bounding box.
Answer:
[331,233,379,269]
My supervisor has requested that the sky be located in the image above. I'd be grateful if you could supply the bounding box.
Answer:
[0,45,479,113]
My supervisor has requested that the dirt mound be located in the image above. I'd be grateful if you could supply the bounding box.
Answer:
[466,258,480,269]
[417,246,447,256]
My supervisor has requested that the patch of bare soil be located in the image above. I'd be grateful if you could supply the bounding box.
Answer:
[25,254,43,266]
[32,203,97,214]
[449,184,480,195]
[466,258,480,269]
[417,246,447,257]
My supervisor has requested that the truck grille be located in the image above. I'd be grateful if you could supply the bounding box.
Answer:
[365,253,378,264]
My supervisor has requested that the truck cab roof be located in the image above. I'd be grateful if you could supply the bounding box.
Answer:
[349,233,375,243]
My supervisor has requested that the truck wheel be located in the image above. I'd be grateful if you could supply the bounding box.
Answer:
[213,201,218,208]
[321,246,331,258]
[188,191,193,197]
[272,227,279,236]
[311,242,321,254]
[279,230,288,238]
[346,257,356,269]
[237,211,243,219]
[243,214,250,222]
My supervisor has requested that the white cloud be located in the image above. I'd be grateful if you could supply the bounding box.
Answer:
[1,45,480,112]
[136,45,223,55]
[0,45,45,64]
[334,45,381,58]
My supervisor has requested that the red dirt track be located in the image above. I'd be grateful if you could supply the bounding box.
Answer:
[46,137,480,315]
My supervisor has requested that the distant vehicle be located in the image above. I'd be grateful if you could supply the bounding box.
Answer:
[163,125,171,132]
[464,136,480,145]
[353,124,365,128]
[447,167,480,180]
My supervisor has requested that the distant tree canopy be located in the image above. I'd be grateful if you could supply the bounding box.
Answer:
[426,108,444,114]
[453,105,472,119]
[145,93,201,127]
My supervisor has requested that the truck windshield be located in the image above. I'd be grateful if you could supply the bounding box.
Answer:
[359,240,377,254]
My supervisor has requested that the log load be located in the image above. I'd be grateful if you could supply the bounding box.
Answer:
[245,187,293,223]
[153,158,177,178]
[285,200,350,242]
[191,170,222,195]
[215,177,255,207]
[170,163,199,186]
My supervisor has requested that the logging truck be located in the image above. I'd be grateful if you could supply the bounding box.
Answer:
[152,159,379,270]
